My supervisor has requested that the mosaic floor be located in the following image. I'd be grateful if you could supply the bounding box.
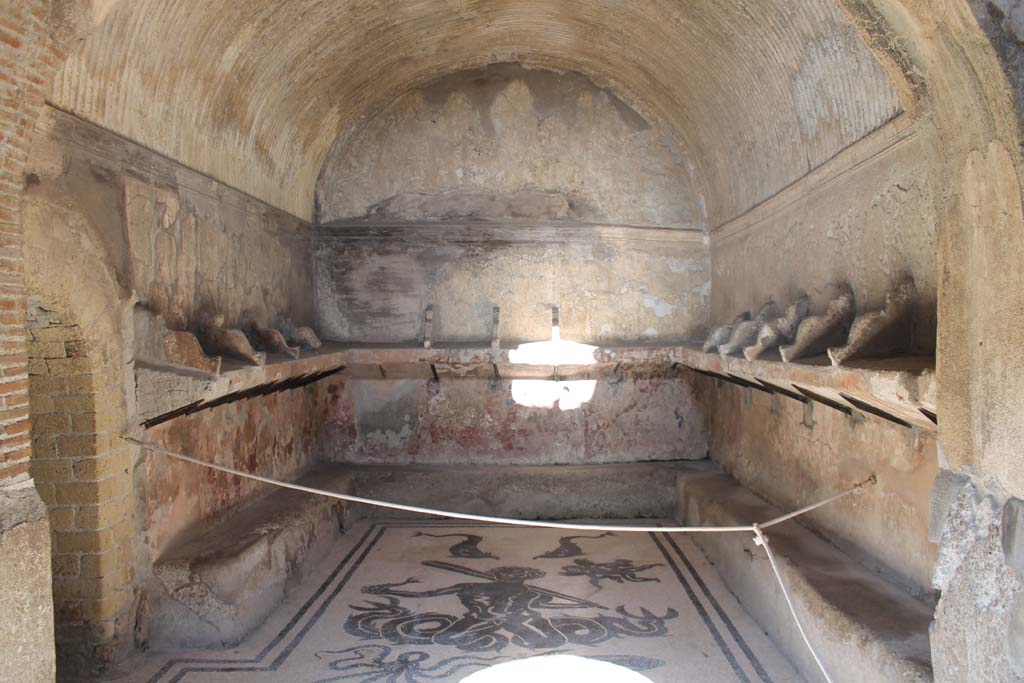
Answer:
[123,520,804,683]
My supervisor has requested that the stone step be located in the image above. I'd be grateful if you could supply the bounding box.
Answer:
[146,466,353,649]
[676,472,934,683]
[348,460,718,521]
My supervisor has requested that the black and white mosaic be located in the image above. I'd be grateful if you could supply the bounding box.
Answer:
[130,521,802,683]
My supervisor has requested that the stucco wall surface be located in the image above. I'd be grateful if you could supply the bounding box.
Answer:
[315,225,709,345]
[24,107,314,335]
[710,118,938,354]
[316,64,703,229]
[321,376,708,466]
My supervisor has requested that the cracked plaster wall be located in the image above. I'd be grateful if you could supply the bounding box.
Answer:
[314,227,709,345]
[316,64,703,229]
[321,376,708,467]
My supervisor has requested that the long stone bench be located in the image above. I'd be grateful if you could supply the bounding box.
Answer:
[147,466,353,648]
[676,472,933,682]
[350,460,719,521]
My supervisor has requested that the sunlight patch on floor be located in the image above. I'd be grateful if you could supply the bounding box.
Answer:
[462,654,655,683]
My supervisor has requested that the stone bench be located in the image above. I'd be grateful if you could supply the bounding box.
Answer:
[147,466,353,649]
[676,472,934,683]
[350,460,719,521]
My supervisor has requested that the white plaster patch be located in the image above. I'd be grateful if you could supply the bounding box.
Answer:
[642,294,675,318]
[642,328,659,338]
[662,257,701,273]
[364,423,414,449]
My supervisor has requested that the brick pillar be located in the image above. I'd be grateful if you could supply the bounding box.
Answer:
[0,3,76,681]
[0,1,63,478]
[28,301,134,671]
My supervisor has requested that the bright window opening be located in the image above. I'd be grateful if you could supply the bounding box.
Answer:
[508,323,597,411]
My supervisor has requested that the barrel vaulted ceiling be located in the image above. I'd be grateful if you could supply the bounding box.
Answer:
[51,0,902,225]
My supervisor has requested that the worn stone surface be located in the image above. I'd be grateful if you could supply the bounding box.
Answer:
[718,302,778,356]
[120,517,800,683]
[321,377,708,466]
[314,225,709,344]
[744,297,810,361]
[250,326,299,361]
[25,107,315,336]
[707,379,938,595]
[679,472,933,683]
[351,461,716,521]
[200,315,265,367]
[702,313,750,353]
[1004,497,1024,579]
[139,377,344,561]
[929,469,970,543]
[317,64,702,229]
[939,138,1024,498]
[714,122,937,356]
[276,318,322,351]
[146,467,351,649]
[0,480,57,683]
[7,0,1024,678]
[931,478,1024,681]
[163,332,221,374]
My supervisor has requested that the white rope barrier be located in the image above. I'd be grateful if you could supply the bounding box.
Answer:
[753,524,833,683]
[126,436,875,682]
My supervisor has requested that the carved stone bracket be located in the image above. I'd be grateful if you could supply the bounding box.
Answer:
[202,314,265,366]
[703,312,751,353]
[163,330,222,374]
[780,284,855,363]
[743,296,810,361]
[275,316,323,351]
[828,278,916,366]
[253,326,300,360]
[719,302,779,356]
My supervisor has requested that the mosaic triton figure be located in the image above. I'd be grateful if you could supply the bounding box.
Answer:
[346,560,677,652]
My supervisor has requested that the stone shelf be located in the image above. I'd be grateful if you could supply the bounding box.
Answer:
[135,340,936,431]
[670,344,936,430]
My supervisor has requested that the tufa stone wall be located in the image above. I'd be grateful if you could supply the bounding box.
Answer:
[27,299,133,674]
[24,106,315,335]
[16,103,320,674]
